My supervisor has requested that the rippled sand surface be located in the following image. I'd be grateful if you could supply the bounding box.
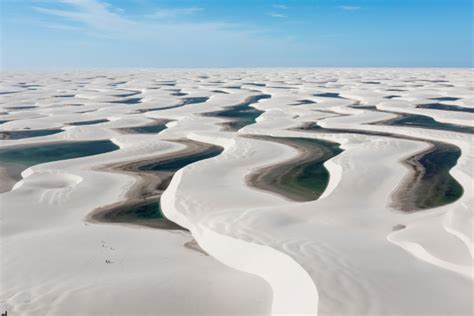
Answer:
[1,68,472,316]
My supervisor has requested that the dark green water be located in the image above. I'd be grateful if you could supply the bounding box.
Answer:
[111,97,142,105]
[248,136,343,201]
[100,141,223,226]
[297,123,464,211]
[211,90,229,94]
[114,91,141,98]
[157,82,176,86]
[293,100,316,106]
[144,96,209,112]
[0,140,119,168]
[130,202,163,219]
[69,119,109,126]
[0,129,63,140]
[405,142,463,210]
[110,81,127,86]
[350,105,377,110]
[126,122,169,134]
[416,103,474,114]
[374,113,474,134]
[244,82,266,87]
[181,97,209,105]
[5,106,37,110]
[430,97,460,101]
[171,92,187,96]
[203,94,271,131]
[314,93,345,99]
[97,199,185,230]
[138,145,224,172]
[109,200,164,220]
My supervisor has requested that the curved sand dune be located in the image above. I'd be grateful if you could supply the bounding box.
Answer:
[1,69,473,316]
[296,122,464,211]
[90,139,223,230]
[245,135,343,202]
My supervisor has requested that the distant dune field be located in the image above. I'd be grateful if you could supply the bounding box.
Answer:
[1,68,472,316]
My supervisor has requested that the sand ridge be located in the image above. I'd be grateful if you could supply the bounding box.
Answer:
[1,68,472,315]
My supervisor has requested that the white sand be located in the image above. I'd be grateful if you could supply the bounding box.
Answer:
[1,69,472,315]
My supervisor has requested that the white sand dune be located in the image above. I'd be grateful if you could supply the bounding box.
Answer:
[0,69,472,315]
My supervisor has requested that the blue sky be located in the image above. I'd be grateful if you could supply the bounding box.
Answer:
[1,0,472,68]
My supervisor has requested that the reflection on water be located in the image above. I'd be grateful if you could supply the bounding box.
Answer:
[248,136,343,201]
[111,97,142,105]
[401,142,463,211]
[373,112,474,134]
[417,103,474,114]
[69,119,109,126]
[292,100,316,106]
[0,140,119,168]
[0,140,119,193]
[99,141,223,226]
[430,97,460,101]
[0,129,63,140]
[120,120,171,134]
[314,92,345,99]
[181,97,209,105]
[203,94,271,131]
[138,145,223,173]
[143,96,209,113]
[5,106,37,110]
[297,123,464,211]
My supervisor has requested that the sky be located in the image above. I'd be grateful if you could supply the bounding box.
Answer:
[1,0,472,69]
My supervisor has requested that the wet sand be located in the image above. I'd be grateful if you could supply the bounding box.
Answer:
[246,135,343,202]
[0,129,63,140]
[116,119,172,134]
[138,97,209,113]
[202,94,271,131]
[3,69,472,315]
[0,140,119,194]
[416,103,474,114]
[370,111,474,134]
[89,139,223,229]
[296,122,463,211]
[394,141,463,211]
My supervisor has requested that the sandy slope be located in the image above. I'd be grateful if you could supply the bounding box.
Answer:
[1,69,472,315]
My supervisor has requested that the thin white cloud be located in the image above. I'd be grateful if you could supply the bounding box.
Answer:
[29,0,304,64]
[32,0,133,32]
[31,0,255,42]
[338,6,361,11]
[43,22,83,31]
[9,0,315,68]
[268,12,287,18]
[273,4,288,10]
[147,7,203,19]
